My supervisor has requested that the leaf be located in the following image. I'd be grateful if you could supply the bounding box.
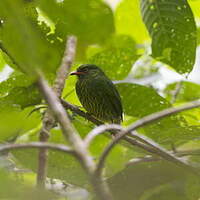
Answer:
[115,0,150,43]
[0,73,33,97]
[0,84,42,109]
[88,35,138,80]
[35,0,115,45]
[116,83,200,144]
[108,161,189,200]
[140,0,197,73]
[165,81,200,103]
[0,107,41,142]
[0,0,61,74]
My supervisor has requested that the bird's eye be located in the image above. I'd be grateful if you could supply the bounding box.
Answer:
[83,68,88,72]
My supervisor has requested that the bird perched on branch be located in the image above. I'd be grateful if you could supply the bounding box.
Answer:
[70,64,123,124]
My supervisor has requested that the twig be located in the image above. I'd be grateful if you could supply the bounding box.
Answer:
[61,99,103,125]
[95,99,200,176]
[127,148,200,166]
[37,75,113,200]
[0,142,74,154]
[126,156,160,166]
[84,124,122,147]
[37,36,77,188]
[170,81,183,104]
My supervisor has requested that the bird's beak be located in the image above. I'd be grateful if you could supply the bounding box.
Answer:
[70,71,86,75]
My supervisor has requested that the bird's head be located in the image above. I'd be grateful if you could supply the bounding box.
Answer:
[70,64,104,79]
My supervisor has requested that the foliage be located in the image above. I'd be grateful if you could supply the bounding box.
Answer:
[0,0,200,199]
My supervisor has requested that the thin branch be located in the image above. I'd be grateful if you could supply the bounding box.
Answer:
[0,142,74,154]
[37,75,113,200]
[84,124,122,147]
[37,36,77,188]
[96,99,200,176]
[61,98,200,177]
[61,99,103,125]
[127,148,200,166]
[126,156,161,166]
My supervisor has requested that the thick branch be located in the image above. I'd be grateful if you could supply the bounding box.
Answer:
[96,99,200,176]
[53,36,77,97]
[37,36,77,188]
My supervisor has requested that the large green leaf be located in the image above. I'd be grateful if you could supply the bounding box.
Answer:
[0,107,41,142]
[140,0,197,73]
[34,0,115,45]
[88,35,138,80]
[116,83,200,144]
[115,0,150,43]
[0,74,33,97]
[0,0,61,74]
[108,161,193,200]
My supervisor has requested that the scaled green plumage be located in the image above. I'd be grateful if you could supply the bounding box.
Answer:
[70,64,123,124]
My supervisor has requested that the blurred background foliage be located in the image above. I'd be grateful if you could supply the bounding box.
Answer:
[0,0,200,199]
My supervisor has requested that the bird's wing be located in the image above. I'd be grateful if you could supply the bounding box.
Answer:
[91,77,123,122]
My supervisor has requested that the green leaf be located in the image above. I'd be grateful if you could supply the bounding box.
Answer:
[116,83,200,144]
[0,84,42,109]
[165,81,200,103]
[116,83,170,117]
[140,0,197,73]
[0,0,61,74]
[115,0,149,43]
[0,73,33,97]
[108,161,189,200]
[0,107,41,142]
[35,0,115,45]
[88,35,138,80]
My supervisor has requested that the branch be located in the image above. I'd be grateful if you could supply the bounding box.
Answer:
[37,75,113,200]
[127,148,200,166]
[61,99,103,125]
[61,98,200,177]
[37,36,77,188]
[0,142,74,154]
[84,124,122,147]
[53,36,77,97]
[95,99,200,176]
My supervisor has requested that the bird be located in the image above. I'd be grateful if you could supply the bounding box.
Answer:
[70,64,123,124]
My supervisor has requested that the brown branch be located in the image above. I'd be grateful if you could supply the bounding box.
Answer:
[53,36,77,97]
[84,124,122,147]
[127,148,200,166]
[37,36,77,188]
[0,142,74,154]
[95,99,200,176]
[61,98,200,177]
[37,75,113,200]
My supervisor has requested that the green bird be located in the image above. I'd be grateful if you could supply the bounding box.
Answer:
[70,64,123,124]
